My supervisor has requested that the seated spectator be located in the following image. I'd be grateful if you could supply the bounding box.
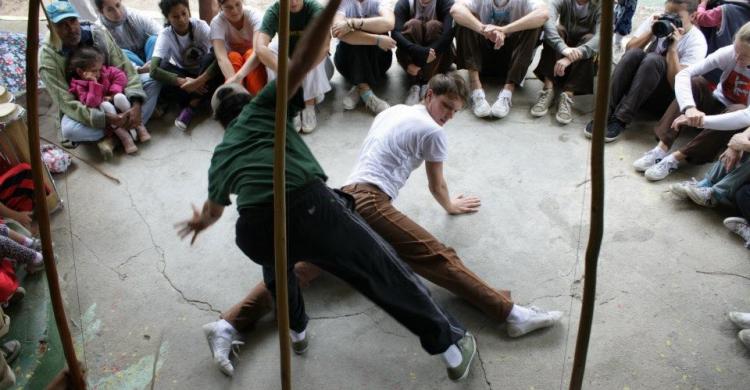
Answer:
[67,47,149,154]
[151,0,222,131]
[256,0,332,133]
[584,0,706,142]
[693,0,750,83]
[614,0,637,51]
[39,1,152,160]
[451,0,549,119]
[669,128,750,207]
[392,0,456,105]
[633,23,750,180]
[531,0,600,124]
[331,0,395,115]
[729,311,750,347]
[95,0,163,73]
[210,0,267,95]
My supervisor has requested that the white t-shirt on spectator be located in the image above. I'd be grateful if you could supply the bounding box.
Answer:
[466,0,540,26]
[337,0,387,18]
[345,104,448,200]
[633,18,707,66]
[153,18,212,71]
[210,8,263,53]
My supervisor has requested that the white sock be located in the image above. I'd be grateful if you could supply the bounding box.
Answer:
[507,304,531,323]
[441,344,462,368]
[290,329,306,342]
[471,88,485,99]
[499,89,513,99]
[33,251,43,264]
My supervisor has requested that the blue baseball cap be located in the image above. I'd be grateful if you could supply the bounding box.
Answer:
[46,1,80,24]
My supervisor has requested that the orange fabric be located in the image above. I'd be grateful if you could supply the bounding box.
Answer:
[227,49,267,95]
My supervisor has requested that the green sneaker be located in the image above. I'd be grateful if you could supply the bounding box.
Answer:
[292,336,308,355]
[447,332,476,381]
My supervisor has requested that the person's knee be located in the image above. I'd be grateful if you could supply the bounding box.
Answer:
[113,93,130,111]
[619,48,645,66]
[641,52,667,72]
[404,18,422,31]
[227,51,242,66]
[424,20,444,38]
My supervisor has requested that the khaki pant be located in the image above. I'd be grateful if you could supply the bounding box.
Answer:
[222,183,514,332]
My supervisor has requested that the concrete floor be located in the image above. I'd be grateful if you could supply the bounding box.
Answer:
[25,55,748,389]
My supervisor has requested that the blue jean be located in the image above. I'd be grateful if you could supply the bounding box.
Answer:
[698,154,750,206]
[122,35,158,67]
[61,73,161,142]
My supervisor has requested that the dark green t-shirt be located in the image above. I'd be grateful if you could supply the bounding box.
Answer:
[259,0,323,55]
[207,81,327,209]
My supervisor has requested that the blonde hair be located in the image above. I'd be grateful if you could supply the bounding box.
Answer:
[736,22,750,45]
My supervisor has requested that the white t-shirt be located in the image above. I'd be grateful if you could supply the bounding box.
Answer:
[676,45,750,130]
[345,104,448,200]
[633,17,707,66]
[153,18,213,71]
[466,0,540,26]
[210,8,263,53]
[337,0,387,18]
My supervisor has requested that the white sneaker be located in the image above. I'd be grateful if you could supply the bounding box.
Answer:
[293,113,302,132]
[405,85,421,105]
[740,329,750,349]
[555,93,574,125]
[471,90,491,118]
[669,178,699,200]
[724,217,750,249]
[729,311,750,329]
[343,86,360,110]
[633,147,668,172]
[491,94,512,118]
[202,321,243,377]
[530,89,554,117]
[685,185,715,207]
[644,157,679,181]
[301,106,316,134]
[364,93,390,115]
[507,306,563,338]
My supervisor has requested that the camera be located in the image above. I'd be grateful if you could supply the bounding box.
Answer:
[651,13,683,38]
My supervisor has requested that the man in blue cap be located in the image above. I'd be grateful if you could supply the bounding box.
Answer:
[39,0,161,159]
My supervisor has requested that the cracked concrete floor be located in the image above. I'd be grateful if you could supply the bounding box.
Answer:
[35,62,750,389]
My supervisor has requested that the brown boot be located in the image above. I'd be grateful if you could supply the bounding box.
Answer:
[97,136,115,161]
[113,128,137,154]
[136,125,151,142]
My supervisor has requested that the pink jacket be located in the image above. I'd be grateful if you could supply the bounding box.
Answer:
[68,65,128,108]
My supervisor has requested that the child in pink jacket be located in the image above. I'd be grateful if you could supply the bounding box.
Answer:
[67,47,150,154]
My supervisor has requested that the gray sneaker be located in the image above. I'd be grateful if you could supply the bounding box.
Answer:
[530,89,554,117]
[686,185,715,207]
[292,335,309,355]
[669,178,699,200]
[447,332,476,382]
[724,217,750,248]
[364,93,390,115]
[740,329,750,349]
[729,311,750,329]
[555,93,574,124]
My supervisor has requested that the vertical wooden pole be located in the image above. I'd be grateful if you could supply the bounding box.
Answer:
[28,1,86,388]
[569,0,613,388]
[273,0,292,387]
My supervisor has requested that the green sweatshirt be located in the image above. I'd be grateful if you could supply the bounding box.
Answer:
[38,23,146,130]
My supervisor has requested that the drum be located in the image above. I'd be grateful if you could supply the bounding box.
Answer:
[0,87,13,105]
[0,103,62,213]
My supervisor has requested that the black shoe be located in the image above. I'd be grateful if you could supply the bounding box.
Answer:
[605,118,626,142]
[584,120,594,138]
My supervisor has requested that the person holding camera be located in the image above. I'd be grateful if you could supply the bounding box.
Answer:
[150,0,222,131]
[632,22,750,181]
[584,0,706,142]
[451,0,549,119]
[531,0,601,125]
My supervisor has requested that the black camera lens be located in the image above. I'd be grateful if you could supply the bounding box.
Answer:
[651,20,673,38]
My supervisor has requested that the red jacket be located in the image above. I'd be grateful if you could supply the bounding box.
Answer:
[68,65,128,108]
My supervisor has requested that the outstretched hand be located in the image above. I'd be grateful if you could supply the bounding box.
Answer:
[175,204,207,245]
[449,194,481,215]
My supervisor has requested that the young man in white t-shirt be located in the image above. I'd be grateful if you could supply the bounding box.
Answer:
[451,0,549,119]
[583,0,707,142]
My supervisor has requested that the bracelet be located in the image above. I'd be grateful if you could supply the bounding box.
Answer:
[376,36,380,46]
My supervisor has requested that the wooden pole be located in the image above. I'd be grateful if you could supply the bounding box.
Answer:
[569,0,613,388]
[273,0,292,387]
[28,0,86,388]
